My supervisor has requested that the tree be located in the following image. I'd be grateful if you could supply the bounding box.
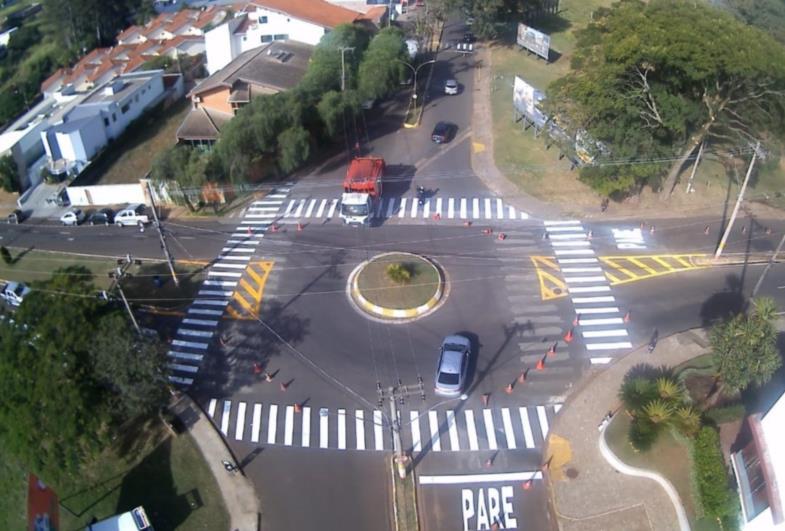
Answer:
[710,297,781,397]
[43,0,148,53]
[727,0,785,44]
[0,155,19,193]
[358,28,407,101]
[90,314,168,418]
[151,145,209,210]
[300,24,371,96]
[277,125,310,174]
[545,0,785,197]
[317,90,350,138]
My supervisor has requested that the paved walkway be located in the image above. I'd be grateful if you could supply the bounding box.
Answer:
[546,330,710,531]
[469,45,555,220]
[170,393,260,531]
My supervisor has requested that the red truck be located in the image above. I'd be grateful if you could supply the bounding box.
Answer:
[340,157,385,225]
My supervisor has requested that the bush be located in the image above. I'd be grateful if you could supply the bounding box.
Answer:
[693,426,735,519]
[0,246,11,265]
[704,403,746,425]
[628,416,661,451]
[386,263,413,284]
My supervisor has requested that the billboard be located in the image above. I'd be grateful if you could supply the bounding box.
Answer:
[513,76,547,128]
[517,23,550,60]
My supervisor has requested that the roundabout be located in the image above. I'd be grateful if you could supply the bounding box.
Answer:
[347,251,447,322]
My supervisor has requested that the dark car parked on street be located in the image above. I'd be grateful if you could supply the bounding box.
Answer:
[87,208,115,225]
[6,209,24,224]
[431,121,456,144]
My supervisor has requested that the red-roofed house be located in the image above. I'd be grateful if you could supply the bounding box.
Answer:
[205,0,364,74]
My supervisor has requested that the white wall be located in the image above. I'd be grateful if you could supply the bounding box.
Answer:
[205,21,235,74]
[244,7,328,47]
[103,74,166,140]
[66,183,146,206]
[56,116,107,163]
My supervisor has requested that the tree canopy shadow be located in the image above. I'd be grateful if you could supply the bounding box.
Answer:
[699,274,746,327]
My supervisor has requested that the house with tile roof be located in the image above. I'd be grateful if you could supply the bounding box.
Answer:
[177,40,313,146]
[205,0,364,74]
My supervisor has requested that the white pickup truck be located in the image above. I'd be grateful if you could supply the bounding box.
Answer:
[114,204,151,227]
[0,281,31,307]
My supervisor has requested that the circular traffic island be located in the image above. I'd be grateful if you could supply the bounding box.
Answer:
[348,252,446,322]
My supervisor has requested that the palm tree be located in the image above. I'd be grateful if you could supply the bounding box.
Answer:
[673,406,701,437]
[656,376,684,402]
[642,399,674,425]
[619,377,658,414]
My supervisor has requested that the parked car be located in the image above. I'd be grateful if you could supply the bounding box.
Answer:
[87,208,115,226]
[431,121,455,144]
[444,79,459,95]
[463,32,475,43]
[434,335,471,397]
[60,209,85,226]
[115,204,150,227]
[0,281,31,307]
[6,209,24,224]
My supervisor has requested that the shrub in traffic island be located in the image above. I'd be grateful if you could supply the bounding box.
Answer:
[386,262,413,285]
[0,246,11,265]
[692,426,737,522]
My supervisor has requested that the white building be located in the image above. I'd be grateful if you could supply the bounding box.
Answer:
[732,390,785,530]
[205,0,364,74]
[41,71,167,175]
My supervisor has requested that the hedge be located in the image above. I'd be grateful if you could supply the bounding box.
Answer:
[704,403,746,425]
[693,426,735,519]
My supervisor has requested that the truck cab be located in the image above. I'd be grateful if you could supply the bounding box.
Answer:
[340,157,385,226]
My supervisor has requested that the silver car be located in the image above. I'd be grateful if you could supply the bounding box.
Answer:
[444,79,459,95]
[434,334,471,396]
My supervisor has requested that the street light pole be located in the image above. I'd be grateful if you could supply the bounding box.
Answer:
[339,47,355,92]
[396,59,435,107]
[715,141,760,259]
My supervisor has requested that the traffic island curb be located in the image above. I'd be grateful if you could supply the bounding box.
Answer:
[391,456,420,531]
[347,252,448,323]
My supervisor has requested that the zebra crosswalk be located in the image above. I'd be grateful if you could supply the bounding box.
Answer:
[206,398,561,453]
[269,196,530,223]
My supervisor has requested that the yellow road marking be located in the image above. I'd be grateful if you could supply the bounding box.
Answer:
[531,256,568,301]
[472,141,486,154]
[224,260,274,320]
[599,254,708,286]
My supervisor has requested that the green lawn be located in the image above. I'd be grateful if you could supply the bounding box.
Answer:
[356,253,440,309]
[0,248,120,288]
[59,416,229,531]
[605,413,721,530]
[0,447,28,530]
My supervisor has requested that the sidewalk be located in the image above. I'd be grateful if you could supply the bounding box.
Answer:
[469,45,556,220]
[170,393,260,531]
[546,330,710,531]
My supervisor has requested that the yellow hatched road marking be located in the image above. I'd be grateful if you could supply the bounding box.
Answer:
[601,257,637,282]
[628,257,657,276]
[530,256,568,301]
[224,260,274,320]
[599,254,708,286]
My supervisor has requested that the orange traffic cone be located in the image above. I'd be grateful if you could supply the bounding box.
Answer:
[484,456,494,468]
[482,393,490,407]
[464,220,472,227]
[505,382,514,394]
[271,224,279,233]
[482,228,493,235]
[623,311,631,323]
[497,232,506,241]
[741,225,747,235]
[650,225,656,234]
[586,230,593,240]
[253,362,263,375]
[766,227,772,235]
[547,343,557,357]
[280,382,288,392]
[518,369,527,384]
[433,212,441,221]
[536,357,545,371]
[573,313,581,326]
[247,226,253,236]
[491,522,500,531]
[704,225,710,235]
[296,222,303,232]
[640,222,645,229]
[522,479,533,490]
[563,327,574,343]
[294,402,302,413]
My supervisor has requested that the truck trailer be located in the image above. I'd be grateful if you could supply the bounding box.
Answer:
[340,157,385,225]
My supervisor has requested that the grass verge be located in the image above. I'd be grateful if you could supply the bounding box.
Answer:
[356,253,440,309]
[0,446,28,530]
[392,458,419,531]
[59,415,229,531]
[605,413,721,530]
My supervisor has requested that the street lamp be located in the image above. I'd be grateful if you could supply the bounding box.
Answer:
[339,46,355,92]
[395,58,435,105]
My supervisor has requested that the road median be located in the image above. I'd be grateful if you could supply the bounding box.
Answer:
[391,457,419,531]
[690,253,781,267]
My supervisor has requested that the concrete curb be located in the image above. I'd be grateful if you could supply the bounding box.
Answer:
[349,252,444,321]
[691,253,778,267]
[598,424,691,531]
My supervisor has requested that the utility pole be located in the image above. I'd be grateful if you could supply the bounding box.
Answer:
[378,378,425,479]
[685,140,704,194]
[109,255,142,335]
[146,180,179,287]
[752,232,785,298]
[339,47,355,92]
[715,141,760,259]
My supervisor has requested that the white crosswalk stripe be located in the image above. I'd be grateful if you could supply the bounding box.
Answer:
[374,410,384,451]
[302,407,311,447]
[251,404,262,443]
[355,410,365,451]
[267,405,278,444]
[428,410,441,451]
[447,410,460,451]
[319,408,329,448]
[235,402,246,440]
[337,409,346,450]
[284,406,294,446]
[483,409,498,450]
[410,411,422,452]
[465,410,480,450]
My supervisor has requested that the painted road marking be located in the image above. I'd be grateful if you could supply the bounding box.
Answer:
[554,249,595,256]
[355,410,366,450]
[293,199,305,217]
[557,257,598,263]
[549,233,587,240]
[554,404,562,414]
[226,260,274,320]
[586,341,633,350]
[410,198,418,218]
[167,362,197,373]
[572,296,615,303]
[483,409,498,450]
[172,339,208,349]
[374,410,384,450]
[447,410,460,450]
[536,406,549,438]
[501,408,516,450]
[508,205,516,218]
[284,200,296,216]
[552,240,591,247]
[448,198,455,218]
[168,351,203,362]
[572,307,620,314]
[235,402,246,440]
[411,411,422,452]
[386,198,396,218]
[304,199,316,218]
[315,199,327,218]
[284,406,294,446]
[460,198,468,219]
[579,317,624,326]
[590,357,614,364]
[419,471,542,485]
[183,318,219,326]
[338,409,346,450]
[189,308,223,316]
[465,410,480,451]
[530,256,568,301]
[327,199,338,218]
[569,285,611,293]
[563,275,606,283]
[267,405,278,444]
[398,198,407,218]
[435,197,442,217]
[302,407,311,447]
[599,254,708,286]
[423,199,431,218]
[544,220,581,225]
[519,407,534,448]
[429,410,441,451]
[208,399,217,417]
[583,329,629,338]
[221,400,231,435]
[561,267,603,273]
[496,198,504,219]
[472,198,480,219]
[319,408,329,448]
[251,404,262,443]
[484,198,492,219]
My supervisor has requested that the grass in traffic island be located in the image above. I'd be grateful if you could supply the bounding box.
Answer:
[391,458,419,531]
[356,253,440,310]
